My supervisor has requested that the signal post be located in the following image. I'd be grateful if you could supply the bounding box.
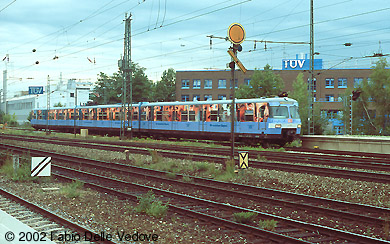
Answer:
[227,23,247,160]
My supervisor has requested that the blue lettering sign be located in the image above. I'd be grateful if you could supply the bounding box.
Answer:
[28,86,44,95]
[282,59,322,70]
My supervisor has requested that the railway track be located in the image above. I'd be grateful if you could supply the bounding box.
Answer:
[1,134,390,184]
[1,143,389,243]
[0,187,114,244]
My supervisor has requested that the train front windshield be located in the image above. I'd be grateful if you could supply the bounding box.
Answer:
[289,105,300,119]
[268,106,289,119]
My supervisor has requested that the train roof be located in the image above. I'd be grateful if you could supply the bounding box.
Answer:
[33,97,298,111]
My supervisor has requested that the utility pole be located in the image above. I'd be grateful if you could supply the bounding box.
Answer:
[46,75,51,135]
[308,0,315,135]
[120,13,132,139]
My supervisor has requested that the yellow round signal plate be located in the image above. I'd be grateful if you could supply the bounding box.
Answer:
[228,23,246,44]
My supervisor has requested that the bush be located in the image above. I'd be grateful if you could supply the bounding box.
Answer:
[0,154,37,182]
[135,191,168,219]
[233,211,258,224]
[258,219,278,231]
[61,180,84,198]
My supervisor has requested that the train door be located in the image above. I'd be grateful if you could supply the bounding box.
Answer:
[256,103,269,130]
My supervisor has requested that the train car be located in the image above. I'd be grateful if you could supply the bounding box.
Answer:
[30,97,301,145]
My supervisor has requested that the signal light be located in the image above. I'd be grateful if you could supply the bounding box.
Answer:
[352,90,361,101]
[278,92,288,97]
[229,61,235,69]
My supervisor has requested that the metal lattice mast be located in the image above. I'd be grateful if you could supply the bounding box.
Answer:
[121,13,132,139]
[308,0,315,135]
[46,75,50,135]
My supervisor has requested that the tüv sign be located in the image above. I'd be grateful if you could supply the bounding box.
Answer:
[28,86,44,95]
[282,58,322,70]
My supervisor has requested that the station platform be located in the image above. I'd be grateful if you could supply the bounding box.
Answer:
[0,209,55,244]
[301,135,390,154]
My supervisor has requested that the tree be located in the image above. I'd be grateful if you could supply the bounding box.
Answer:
[362,58,390,134]
[152,68,176,102]
[236,64,284,99]
[91,62,152,104]
[53,102,64,107]
[289,73,327,134]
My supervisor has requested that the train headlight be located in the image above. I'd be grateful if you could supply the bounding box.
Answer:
[275,124,282,128]
[297,124,301,128]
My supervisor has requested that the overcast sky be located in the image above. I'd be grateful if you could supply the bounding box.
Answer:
[1,0,389,95]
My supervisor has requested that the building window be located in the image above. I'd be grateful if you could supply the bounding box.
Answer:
[218,79,226,89]
[181,79,189,89]
[181,95,189,101]
[193,79,201,89]
[218,94,226,100]
[193,95,200,101]
[354,77,363,88]
[325,78,334,88]
[338,78,347,88]
[204,79,212,89]
[204,94,212,101]
[244,79,251,87]
[70,93,75,97]
[325,94,334,102]
[230,79,238,89]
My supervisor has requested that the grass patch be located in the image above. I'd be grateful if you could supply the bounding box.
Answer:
[166,172,177,179]
[0,153,38,182]
[258,219,278,231]
[233,211,258,224]
[149,150,162,164]
[135,191,168,219]
[182,175,193,183]
[195,162,211,172]
[284,139,302,148]
[60,180,84,198]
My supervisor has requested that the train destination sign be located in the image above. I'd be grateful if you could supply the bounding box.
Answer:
[28,86,44,95]
[228,23,246,45]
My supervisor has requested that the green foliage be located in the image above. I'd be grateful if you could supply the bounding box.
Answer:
[233,211,258,224]
[91,62,152,104]
[284,139,302,148]
[215,159,236,181]
[152,68,176,102]
[166,172,177,179]
[340,58,390,135]
[60,180,84,198]
[258,219,278,231]
[53,102,64,107]
[135,191,168,219]
[236,64,284,99]
[149,150,162,164]
[289,73,328,134]
[182,175,193,183]
[195,162,210,172]
[0,153,37,182]
[0,111,18,126]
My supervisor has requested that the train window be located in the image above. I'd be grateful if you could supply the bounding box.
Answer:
[210,110,218,121]
[290,105,299,119]
[114,112,121,121]
[98,112,107,120]
[245,110,254,121]
[156,111,163,121]
[70,112,74,120]
[188,111,196,121]
[162,111,169,121]
[269,106,288,119]
[133,111,139,120]
[181,110,188,122]
[84,111,89,119]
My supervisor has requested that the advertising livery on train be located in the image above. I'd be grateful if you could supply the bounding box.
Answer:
[31,96,301,145]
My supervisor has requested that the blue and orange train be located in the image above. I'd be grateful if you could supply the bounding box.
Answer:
[31,96,301,145]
